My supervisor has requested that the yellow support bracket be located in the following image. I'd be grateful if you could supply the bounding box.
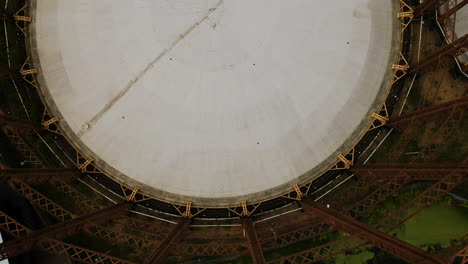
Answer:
[126,187,140,202]
[370,104,389,130]
[14,2,31,36]
[398,0,414,31]
[42,110,62,135]
[331,148,354,170]
[241,201,249,217]
[293,184,304,200]
[77,157,94,172]
[182,202,192,218]
[41,117,59,127]
[14,15,32,22]
[337,154,353,169]
[392,53,410,84]
[19,57,38,88]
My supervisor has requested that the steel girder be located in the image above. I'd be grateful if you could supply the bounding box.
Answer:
[0,202,131,261]
[143,218,191,264]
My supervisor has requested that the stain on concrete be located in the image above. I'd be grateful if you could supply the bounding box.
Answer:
[77,0,225,137]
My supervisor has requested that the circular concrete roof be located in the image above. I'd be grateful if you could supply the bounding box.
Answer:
[30,0,397,206]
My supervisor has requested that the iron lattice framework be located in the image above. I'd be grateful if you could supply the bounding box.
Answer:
[0,0,467,263]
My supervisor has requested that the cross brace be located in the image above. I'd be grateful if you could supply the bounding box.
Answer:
[414,0,450,17]
[410,33,468,73]
[302,201,446,264]
[144,218,191,264]
[0,211,135,264]
[0,112,38,134]
[387,96,468,131]
[0,168,80,184]
[351,163,468,181]
[438,0,468,22]
[242,217,266,264]
[267,165,466,263]
[0,202,131,261]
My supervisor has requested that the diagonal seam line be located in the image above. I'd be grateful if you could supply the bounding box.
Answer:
[77,0,225,137]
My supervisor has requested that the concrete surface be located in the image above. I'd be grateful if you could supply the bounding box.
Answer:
[454,4,467,63]
[29,0,398,205]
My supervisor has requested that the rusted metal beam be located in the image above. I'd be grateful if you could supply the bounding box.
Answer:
[7,180,76,221]
[172,242,248,257]
[2,128,44,168]
[0,202,131,260]
[242,217,266,264]
[450,244,468,264]
[261,163,466,252]
[301,201,446,264]
[410,33,468,73]
[0,211,135,264]
[0,168,80,184]
[260,222,331,251]
[438,0,468,23]
[414,0,449,17]
[83,223,156,251]
[144,218,191,264]
[54,181,104,213]
[0,112,38,135]
[351,163,468,181]
[387,96,468,131]
[0,210,30,238]
[37,238,136,264]
[268,169,466,264]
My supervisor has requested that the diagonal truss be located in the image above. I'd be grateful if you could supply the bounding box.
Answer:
[387,96,468,131]
[267,168,466,263]
[54,182,104,213]
[2,128,44,168]
[0,168,78,185]
[0,202,131,261]
[242,217,266,264]
[83,223,156,251]
[7,180,75,221]
[144,218,191,264]
[37,238,136,264]
[0,210,30,238]
[172,242,248,257]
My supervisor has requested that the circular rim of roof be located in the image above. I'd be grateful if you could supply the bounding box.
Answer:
[27,0,401,207]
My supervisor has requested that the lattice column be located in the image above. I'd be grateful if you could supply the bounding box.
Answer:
[260,222,331,250]
[0,202,131,261]
[0,210,30,238]
[350,163,468,181]
[242,217,266,264]
[37,238,136,264]
[7,180,75,221]
[2,128,44,168]
[410,33,468,73]
[83,223,156,251]
[113,216,168,241]
[437,0,468,23]
[414,0,450,17]
[144,218,191,264]
[171,243,248,257]
[54,182,104,214]
[0,168,79,184]
[0,112,38,135]
[387,96,468,131]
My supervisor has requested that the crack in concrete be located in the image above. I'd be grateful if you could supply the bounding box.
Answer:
[77,0,224,137]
